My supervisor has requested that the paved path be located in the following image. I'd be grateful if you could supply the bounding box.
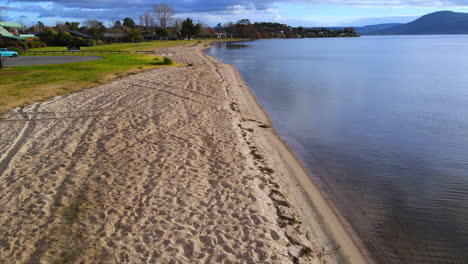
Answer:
[3,56,102,67]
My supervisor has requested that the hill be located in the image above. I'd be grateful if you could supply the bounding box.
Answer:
[355,23,402,35]
[375,11,468,34]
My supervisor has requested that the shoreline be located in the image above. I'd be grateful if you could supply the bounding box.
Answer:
[0,42,372,263]
[203,46,374,263]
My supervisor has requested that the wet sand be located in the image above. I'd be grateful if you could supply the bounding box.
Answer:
[0,43,370,263]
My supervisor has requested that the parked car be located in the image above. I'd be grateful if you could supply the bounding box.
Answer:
[0,48,18,57]
[67,46,81,51]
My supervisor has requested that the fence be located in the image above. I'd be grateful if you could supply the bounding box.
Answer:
[135,51,156,54]
[28,50,131,55]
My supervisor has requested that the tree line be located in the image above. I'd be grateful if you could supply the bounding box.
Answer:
[218,20,358,38]
[16,2,358,48]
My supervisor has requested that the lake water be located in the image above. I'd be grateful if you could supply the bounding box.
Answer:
[207,36,468,264]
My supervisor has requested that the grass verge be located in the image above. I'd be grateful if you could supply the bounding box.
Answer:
[0,53,168,114]
[29,40,192,52]
[0,39,243,114]
[0,39,202,114]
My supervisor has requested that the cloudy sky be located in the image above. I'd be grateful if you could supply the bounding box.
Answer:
[4,0,468,27]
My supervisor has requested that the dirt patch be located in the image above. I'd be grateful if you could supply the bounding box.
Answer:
[0,70,26,77]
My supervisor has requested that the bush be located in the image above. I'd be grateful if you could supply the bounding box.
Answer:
[28,41,46,48]
[163,56,173,65]
[152,57,165,65]
[152,57,174,66]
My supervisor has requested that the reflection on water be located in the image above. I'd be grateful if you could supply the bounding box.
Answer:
[224,43,250,49]
[208,36,468,264]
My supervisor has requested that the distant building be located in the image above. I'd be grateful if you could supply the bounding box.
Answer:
[66,30,92,39]
[141,33,156,41]
[0,22,38,41]
[103,32,127,42]
[141,32,168,41]
[216,32,228,38]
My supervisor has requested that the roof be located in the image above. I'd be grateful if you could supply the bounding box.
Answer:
[0,25,21,39]
[0,22,26,29]
[19,34,38,39]
[66,30,92,39]
[103,32,126,38]
[0,26,37,40]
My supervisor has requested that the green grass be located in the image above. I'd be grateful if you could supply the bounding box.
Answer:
[0,40,207,114]
[30,40,192,52]
[0,39,246,114]
[29,38,247,52]
[0,53,170,113]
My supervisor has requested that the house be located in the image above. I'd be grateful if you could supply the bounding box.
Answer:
[215,32,228,38]
[66,30,92,39]
[0,22,38,41]
[141,32,156,41]
[103,32,126,42]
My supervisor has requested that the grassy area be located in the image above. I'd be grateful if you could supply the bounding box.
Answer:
[0,40,198,114]
[30,40,193,52]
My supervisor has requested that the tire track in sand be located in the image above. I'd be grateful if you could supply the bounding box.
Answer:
[0,103,41,177]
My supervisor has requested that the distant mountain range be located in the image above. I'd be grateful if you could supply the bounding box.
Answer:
[356,11,468,35]
[354,23,403,35]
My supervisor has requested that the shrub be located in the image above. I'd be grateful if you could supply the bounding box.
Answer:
[163,57,173,65]
[28,41,46,48]
[152,57,175,66]
[152,57,165,65]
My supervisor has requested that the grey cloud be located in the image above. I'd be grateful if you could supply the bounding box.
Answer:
[9,0,468,25]
[13,0,468,14]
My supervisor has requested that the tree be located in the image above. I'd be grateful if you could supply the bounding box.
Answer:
[139,11,155,28]
[128,29,142,42]
[237,19,251,26]
[170,19,182,39]
[31,21,45,33]
[180,18,202,39]
[83,19,106,38]
[58,31,73,46]
[65,22,80,31]
[123,17,136,29]
[216,23,223,33]
[233,19,259,39]
[181,18,195,39]
[55,23,68,32]
[155,27,169,38]
[153,3,174,29]
[194,22,201,36]
[41,27,58,45]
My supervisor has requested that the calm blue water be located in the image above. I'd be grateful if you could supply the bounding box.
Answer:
[207,36,468,264]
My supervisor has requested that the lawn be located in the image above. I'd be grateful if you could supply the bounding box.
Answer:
[29,40,193,52]
[0,40,200,114]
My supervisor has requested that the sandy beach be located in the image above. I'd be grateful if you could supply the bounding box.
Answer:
[0,43,371,263]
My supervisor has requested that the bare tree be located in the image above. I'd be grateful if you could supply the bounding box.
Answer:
[0,0,10,20]
[153,3,174,29]
[140,11,155,28]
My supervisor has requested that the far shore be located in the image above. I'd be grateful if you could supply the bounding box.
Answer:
[0,42,372,263]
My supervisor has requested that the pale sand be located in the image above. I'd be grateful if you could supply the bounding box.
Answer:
[0,43,372,263]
